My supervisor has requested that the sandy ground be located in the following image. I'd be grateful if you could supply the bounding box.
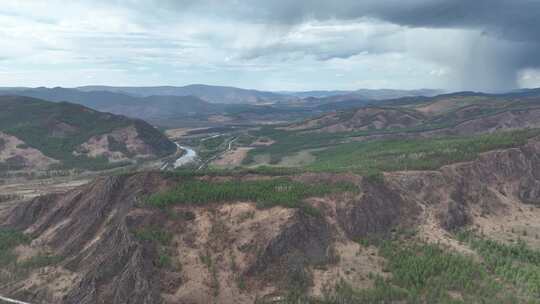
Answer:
[212,148,252,168]
[416,204,478,256]
[415,99,458,114]
[278,150,317,167]
[251,138,275,147]
[311,241,386,297]
[471,194,540,249]
[165,128,209,140]
[208,115,233,123]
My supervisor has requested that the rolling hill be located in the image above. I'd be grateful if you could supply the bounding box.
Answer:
[286,91,540,135]
[0,87,311,127]
[242,90,540,168]
[0,96,176,171]
[0,87,217,114]
[76,84,291,104]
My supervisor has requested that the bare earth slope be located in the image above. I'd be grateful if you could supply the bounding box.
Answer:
[3,136,540,303]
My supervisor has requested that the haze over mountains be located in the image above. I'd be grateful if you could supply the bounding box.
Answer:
[1,85,443,105]
[76,84,289,104]
[0,85,445,127]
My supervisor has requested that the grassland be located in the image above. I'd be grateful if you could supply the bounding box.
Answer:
[243,128,346,165]
[457,230,540,296]
[134,227,173,246]
[308,129,539,174]
[0,228,60,280]
[244,93,540,169]
[146,178,357,215]
[0,229,31,266]
[244,127,540,175]
[164,166,305,179]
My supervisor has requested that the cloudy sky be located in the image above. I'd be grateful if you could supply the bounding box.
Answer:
[1,0,539,92]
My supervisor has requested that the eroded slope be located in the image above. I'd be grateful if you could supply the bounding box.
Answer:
[3,137,540,303]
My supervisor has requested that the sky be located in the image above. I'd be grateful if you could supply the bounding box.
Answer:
[0,0,539,92]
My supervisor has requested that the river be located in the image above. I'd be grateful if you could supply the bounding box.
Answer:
[173,143,198,168]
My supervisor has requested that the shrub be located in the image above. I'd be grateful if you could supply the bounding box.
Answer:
[457,230,540,297]
[134,227,172,246]
[0,229,31,266]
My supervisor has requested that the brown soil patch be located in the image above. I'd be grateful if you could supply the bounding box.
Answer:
[165,203,294,304]
[0,132,58,170]
[472,194,540,249]
[416,99,460,114]
[311,241,386,297]
[251,138,275,147]
[0,178,90,200]
[21,266,80,301]
[416,204,478,256]
[212,147,253,168]
[208,115,233,123]
[165,128,207,140]
[74,125,154,162]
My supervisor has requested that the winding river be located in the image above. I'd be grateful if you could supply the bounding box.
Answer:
[173,143,198,168]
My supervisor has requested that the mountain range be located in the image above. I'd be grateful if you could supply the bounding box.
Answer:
[0,85,442,105]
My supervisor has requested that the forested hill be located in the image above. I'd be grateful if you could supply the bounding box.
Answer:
[0,95,176,171]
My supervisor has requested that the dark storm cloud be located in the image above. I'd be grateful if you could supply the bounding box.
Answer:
[3,0,540,91]
[127,0,540,91]
[141,0,540,42]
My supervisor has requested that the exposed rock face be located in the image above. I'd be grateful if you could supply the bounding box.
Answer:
[1,172,166,304]
[247,211,334,290]
[386,137,540,231]
[3,138,540,303]
[337,179,421,239]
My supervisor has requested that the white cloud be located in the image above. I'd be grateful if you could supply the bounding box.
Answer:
[518,69,540,88]
[0,0,536,91]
